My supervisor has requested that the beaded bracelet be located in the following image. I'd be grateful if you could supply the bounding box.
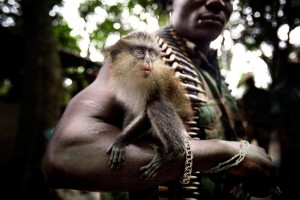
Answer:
[180,138,193,184]
[203,140,249,173]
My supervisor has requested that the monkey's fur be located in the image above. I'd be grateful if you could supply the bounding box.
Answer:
[105,31,193,179]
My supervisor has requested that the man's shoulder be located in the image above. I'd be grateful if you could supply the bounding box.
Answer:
[154,25,170,37]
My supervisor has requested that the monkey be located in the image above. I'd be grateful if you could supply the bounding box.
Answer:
[105,31,193,179]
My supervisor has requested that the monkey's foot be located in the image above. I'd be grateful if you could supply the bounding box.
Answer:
[140,157,165,180]
[107,143,125,170]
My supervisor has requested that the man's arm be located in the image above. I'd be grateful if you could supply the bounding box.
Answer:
[43,62,275,193]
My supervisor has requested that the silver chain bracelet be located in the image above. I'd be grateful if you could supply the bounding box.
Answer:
[203,140,249,173]
[180,138,193,184]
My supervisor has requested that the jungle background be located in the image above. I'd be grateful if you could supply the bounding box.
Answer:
[0,0,299,199]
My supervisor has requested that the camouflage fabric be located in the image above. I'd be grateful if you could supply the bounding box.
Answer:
[131,25,250,200]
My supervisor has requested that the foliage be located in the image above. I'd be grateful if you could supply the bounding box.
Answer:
[2,0,300,99]
[237,0,300,46]
[0,0,78,52]
[77,0,166,55]
[52,14,81,53]
[0,0,80,103]
[0,0,22,28]
[0,0,63,27]
[62,66,98,104]
[233,0,300,83]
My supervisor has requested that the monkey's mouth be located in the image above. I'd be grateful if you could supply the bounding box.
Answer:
[140,65,151,78]
[142,69,151,78]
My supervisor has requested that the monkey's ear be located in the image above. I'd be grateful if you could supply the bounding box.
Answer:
[103,44,121,61]
[103,45,112,57]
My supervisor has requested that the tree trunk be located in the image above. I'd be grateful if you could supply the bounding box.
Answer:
[12,0,62,199]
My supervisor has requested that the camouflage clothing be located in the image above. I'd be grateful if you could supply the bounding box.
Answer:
[129,26,250,200]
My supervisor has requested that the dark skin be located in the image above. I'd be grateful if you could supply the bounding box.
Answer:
[44,0,275,196]
[168,0,233,53]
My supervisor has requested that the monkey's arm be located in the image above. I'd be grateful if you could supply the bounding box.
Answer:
[140,97,188,179]
[43,62,275,193]
[107,110,150,169]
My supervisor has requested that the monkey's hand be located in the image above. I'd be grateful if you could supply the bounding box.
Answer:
[140,153,165,180]
[107,138,126,170]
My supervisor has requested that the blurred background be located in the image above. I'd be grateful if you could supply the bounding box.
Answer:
[0,0,299,199]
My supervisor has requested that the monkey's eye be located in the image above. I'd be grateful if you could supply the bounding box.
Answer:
[135,48,144,55]
[149,50,156,60]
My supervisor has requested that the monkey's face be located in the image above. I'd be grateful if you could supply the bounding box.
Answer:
[131,46,157,78]
[107,31,162,83]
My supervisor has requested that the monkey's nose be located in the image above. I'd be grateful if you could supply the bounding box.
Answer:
[145,58,151,64]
